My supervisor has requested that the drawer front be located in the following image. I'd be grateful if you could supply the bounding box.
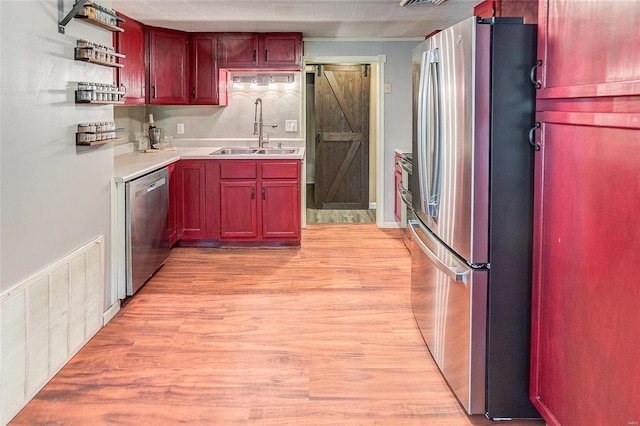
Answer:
[220,161,257,179]
[261,161,300,179]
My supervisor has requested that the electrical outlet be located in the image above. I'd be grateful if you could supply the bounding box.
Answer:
[384,83,392,94]
[285,120,298,132]
[177,123,185,134]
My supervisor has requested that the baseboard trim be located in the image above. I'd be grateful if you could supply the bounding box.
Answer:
[381,221,401,229]
[103,301,120,325]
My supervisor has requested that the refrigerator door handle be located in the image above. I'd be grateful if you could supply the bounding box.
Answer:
[410,221,469,283]
[417,50,430,216]
[427,48,441,218]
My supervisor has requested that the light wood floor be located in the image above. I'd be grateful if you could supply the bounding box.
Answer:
[11,224,545,425]
[306,208,376,223]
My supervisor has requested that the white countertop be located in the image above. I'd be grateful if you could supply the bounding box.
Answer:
[114,146,305,182]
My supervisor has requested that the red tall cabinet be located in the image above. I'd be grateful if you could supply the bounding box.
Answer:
[114,13,146,105]
[530,1,640,425]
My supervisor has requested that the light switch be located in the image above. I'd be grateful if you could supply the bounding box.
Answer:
[285,120,298,132]
[177,123,185,134]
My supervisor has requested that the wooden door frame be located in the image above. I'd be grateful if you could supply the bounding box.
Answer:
[302,55,386,228]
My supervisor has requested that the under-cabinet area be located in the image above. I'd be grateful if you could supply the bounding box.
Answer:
[112,148,303,300]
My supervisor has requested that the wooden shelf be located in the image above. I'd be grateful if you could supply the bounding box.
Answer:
[74,56,124,68]
[74,15,124,32]
[77,46,126,59]
[75,99,125,105]
[58,1,125,34]
[77,137,124,146]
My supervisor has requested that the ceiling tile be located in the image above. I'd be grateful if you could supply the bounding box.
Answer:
[112,0,476,38]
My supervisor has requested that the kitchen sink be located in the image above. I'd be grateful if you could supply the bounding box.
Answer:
[256,148,298,155]
[209,147,300,156]
[210,147,258,155]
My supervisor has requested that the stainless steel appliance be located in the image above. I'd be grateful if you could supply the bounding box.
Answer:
[396,152,412,249]
[125,167,170,295]
[411,17,539,419]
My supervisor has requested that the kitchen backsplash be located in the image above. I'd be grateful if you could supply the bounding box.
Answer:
[114,71,303,146]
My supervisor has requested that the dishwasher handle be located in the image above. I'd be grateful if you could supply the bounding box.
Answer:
[134,177,167,198]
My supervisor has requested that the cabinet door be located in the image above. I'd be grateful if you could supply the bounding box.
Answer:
[190,33,218,105]
[535,0,640,99]
[261,180,300,239]
[530,2,640,425]
[258,33,302,70]
[178,161,207,239]
[218,33,258,68]
[148,27,189,104]
[220,181,258,239]
[168,162,179,246]
[531,119,640,426]
[115,13,146,105]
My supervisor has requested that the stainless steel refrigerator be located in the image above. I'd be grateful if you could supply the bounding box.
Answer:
[410,16,540,419]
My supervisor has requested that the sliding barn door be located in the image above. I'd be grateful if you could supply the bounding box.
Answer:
[314,65,370,209]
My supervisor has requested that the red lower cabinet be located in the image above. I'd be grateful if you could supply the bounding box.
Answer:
[530,120,640,426]
[220,180,259,239]
[174,159,300,245]
[261,180,300,239]
[168,162,178,246]
[176,160,208,240]
[220,160,300,243]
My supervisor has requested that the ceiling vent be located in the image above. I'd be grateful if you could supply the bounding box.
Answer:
[399,0,448,5]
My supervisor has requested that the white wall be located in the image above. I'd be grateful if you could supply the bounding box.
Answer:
[304,40,419,224]
[1,1,113,307]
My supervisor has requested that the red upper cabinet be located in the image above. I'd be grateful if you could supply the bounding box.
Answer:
[473,0,537,23]
[535,0,640,99]
[218,33,258,68]
[190,33,219,105]
[218,32,302,70]
[114,13,146,105]
[259,33,302,69]
[148,27,190,105]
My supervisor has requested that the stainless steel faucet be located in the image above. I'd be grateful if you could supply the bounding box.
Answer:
[253,98,278,148]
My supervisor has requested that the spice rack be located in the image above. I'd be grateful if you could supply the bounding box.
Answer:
[76,81,126,104]
[59,1,124,34]
[75,44,125,68]
[60,2,128,146]
[77,122,125,146]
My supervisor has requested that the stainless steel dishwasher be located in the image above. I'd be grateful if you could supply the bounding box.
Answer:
[125,167,170,295]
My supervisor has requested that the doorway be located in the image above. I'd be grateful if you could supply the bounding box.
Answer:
[305,63,377,223]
